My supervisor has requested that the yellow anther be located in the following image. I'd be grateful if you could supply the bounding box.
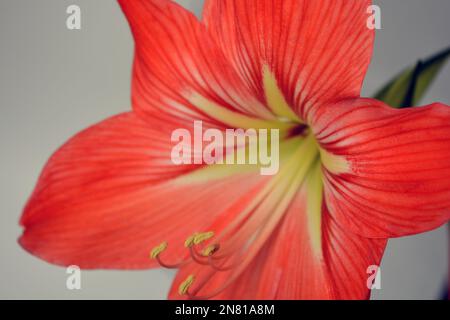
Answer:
[178,275,195,296]
[184,233,199,248]
[193,232,215,245]
[150,242,168,259]
[202,244,219,257]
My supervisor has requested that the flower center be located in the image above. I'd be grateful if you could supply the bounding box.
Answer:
[288,123,310,138]
[150,66,349,299]
[151,134,326,299]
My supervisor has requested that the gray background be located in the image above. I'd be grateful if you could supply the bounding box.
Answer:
[0,0,449,299]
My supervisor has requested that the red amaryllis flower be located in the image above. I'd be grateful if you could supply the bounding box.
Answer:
[19,0,450,300]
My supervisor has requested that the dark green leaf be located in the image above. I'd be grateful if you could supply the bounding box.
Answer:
[374,46,450,108]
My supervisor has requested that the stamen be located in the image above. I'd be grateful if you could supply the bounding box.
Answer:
[193,231,215,245]
[150,241,183,269]
[184,233,199,248]
[150,242,168,259]
[178,275,195,296]
[189,246,210,265]
[202,244,220,257]
[185,278,231,300]
[202,243,240,272]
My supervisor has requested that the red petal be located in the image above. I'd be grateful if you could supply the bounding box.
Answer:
[313,99,450,238]
[168,189,385,300]
[320,207,386,300]
[203,0,374,118]
[118,0,274,125]
[19,113,266,269]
